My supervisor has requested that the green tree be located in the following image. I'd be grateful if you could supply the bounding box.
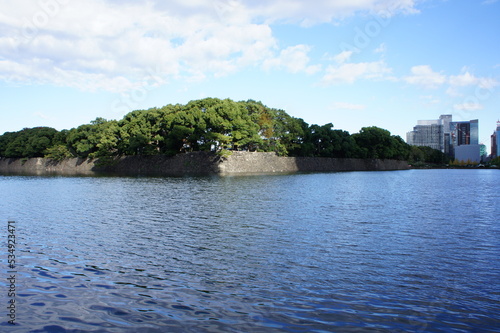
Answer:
[0,132,19,157]
[490,156,500,166]
[119,110,166,155]
[352,127,410,160]
[66,119,120,158]
[0,98,421,162]
[390,135,411,161]
[45,145,73,160]
[267,110,306,156]
[408,146,450,165]
[0,127,58,158]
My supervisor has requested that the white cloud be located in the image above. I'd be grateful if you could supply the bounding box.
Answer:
[447,71,498,97]
[330,102,366,111]
[448,71,479,87]
[33,111,51,120]
[245,0,419,26]
[453,103,484,111]
[406,66,498,93]
[333,51,353,64]
[404,65,447,89]
[0,0,276,92]
[0,0,420,92]
[322,60,393,85]
[263,45,321,74]
[374,43,386,54]
[445,87,463,97]
[420,95,440,105]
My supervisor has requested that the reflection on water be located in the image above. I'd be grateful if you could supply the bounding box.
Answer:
[0,170,499,332]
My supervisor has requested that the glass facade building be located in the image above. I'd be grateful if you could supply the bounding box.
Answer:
[492,121,500,158]
[407,115,480,161]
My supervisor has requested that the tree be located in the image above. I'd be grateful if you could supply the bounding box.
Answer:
[66,119,120,158]
[119,110,167,155]
[0,127,58,158]
[0,98,418,162]
[490,156,500,166]
[352,127,410,160]
[408,145,450,165]
[390,135,411,161]
[268,110,306,156]
[45,145,73,160]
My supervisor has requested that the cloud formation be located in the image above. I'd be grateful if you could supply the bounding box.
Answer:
[453,103,484,111]
[263,45,321,74]
[404,65,498,99]
[322,60,393,85]
[404,65,447,89]
[330,102,366,111]
[242,0,418,25]
[0,0,419,92]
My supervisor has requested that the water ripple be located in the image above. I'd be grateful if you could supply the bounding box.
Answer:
[0,171,499,331]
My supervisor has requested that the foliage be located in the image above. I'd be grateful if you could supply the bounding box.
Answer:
[299,123,361,158]
[489,156,500,166]
[450,159,478,167]
[352,127,410,160]
[0,127,58,158]
[0,98,413,162]
[408,145,451,165]
[45,145,73,161]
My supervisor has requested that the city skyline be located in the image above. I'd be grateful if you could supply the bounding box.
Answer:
[1,0,499,152]
[406,114,485,162]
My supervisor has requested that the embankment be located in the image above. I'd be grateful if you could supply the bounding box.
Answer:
[0,152,409,176]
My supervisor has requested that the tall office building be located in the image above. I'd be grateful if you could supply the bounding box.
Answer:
[406,115,450,152]
[407,115,480,162]
[440,114,453,156]
[492,121,500,158]
[480,144,488,160]
[451,119,478,147]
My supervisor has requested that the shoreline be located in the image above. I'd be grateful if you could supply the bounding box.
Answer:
[0,151,410,177]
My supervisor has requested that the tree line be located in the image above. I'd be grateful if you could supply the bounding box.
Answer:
[0,98,448,163]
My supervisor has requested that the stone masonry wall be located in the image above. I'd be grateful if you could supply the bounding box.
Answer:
[0,152,409,176]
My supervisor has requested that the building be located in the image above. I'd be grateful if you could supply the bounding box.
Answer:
[480,144,488,161]
[491,121,500,158]
[451,119,478,147]
[406,120,444,151]
[406,115,451,152]
[407,115,480,161]
[454,145,481,163]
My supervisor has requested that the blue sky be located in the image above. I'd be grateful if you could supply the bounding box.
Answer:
[1,0,499,152]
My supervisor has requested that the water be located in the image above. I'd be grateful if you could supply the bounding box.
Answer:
[0,169,499,332]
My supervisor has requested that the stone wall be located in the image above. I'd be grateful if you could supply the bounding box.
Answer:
[0,152,221,176]
[219,151,409,175]
[0,152,409,176]
[0,157,98,176]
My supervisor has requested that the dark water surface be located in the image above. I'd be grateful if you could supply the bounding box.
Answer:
[0,169,499,332]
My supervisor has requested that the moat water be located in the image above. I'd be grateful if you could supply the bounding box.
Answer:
[0,169,499,332]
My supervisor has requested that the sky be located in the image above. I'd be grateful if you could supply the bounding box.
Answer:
[1,0,499,152]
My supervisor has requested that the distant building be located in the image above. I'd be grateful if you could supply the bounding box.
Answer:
[406,120,443,151]
[480,144,488,161]
[451,119,478,147]
[492,132,497,158]
[491,121,500,158]
[406,115,451,152]
[455,145,481,163]
[407,115,480,161]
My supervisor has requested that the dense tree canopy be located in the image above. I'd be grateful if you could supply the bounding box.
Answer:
[0,98,416,161]
[0,127,59,158]
[408,145,451,165]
